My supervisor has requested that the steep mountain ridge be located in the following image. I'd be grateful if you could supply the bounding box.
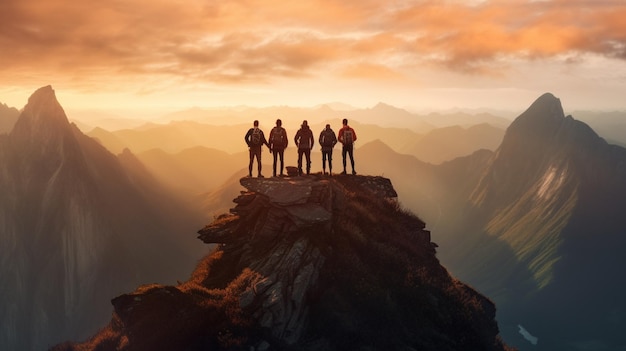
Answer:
[431,93,626,350]
[469,93,626,288]
[53,175,513,351]
[0,86,206,351]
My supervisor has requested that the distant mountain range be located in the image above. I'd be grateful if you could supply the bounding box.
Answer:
[0,86,208,351]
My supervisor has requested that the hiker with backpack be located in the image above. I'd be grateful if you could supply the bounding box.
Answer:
[269,118,288,177]
[319,124,337,175]
[337,118,357,175]
[294,120,315,175]
[244,120,270,178]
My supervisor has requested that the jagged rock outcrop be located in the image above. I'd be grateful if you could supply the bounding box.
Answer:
[198,176,406,345]
[53,175,513,351]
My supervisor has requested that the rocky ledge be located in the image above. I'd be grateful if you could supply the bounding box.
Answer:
[52,175,512,351]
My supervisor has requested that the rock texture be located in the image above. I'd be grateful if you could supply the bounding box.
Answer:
[54,174,512,351]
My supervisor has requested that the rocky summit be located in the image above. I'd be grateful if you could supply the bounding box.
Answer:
[53,175,512,351]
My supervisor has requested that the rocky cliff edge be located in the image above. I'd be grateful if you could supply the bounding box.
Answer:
[52,175,513,351]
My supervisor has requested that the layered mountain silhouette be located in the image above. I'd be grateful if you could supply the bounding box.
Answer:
[52,175,513,351]
[425,93,626,350]
[0,86,207,351]
[0,101,19,133]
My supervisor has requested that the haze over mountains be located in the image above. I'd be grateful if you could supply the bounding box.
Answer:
[2,86,626,350]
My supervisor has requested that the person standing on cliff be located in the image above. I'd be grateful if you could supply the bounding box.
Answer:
[269,118,288,177]
[319,123,337,175]
[294,120,314,175]
[337,118,357,175]
[244,120,270,178]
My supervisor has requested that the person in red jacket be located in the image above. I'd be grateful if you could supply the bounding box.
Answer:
[337,118,357,175]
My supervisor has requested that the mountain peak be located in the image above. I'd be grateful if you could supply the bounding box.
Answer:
[509,92,564,133]
[11,85,72,143]
[56,175,512,351]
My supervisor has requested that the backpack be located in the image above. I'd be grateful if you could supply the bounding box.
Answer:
[321,129,335,147]
[271,127,286,147]
[343,128,354,145]
[298,128,313,149]
[250,128,261,146]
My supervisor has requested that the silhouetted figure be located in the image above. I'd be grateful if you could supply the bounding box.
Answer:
[294,120,314,175]
[244,120,270,177]
[319,123,337,175]
[269,119,288,177]
[338,118,357,175]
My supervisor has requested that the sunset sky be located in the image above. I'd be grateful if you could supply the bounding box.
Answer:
[1,0,626,114]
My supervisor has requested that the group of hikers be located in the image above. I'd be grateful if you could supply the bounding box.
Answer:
[244,118,357,177]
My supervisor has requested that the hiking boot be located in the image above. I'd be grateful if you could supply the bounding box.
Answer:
[258,174,265,178]
[352,170,357,175]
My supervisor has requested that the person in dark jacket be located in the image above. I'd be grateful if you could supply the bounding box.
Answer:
[319,124,337,175]
[294,120,314,175]
[244,120,270,177]
[269,118,288,177]
[337,118,357,175]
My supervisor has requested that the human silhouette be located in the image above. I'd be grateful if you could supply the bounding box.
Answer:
[269,118,288,177]
[244,120,270,177]
[294,120,314,175]
[319,123,337,175]
[337,118,357,175]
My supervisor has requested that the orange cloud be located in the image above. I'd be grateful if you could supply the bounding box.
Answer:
[1,0,625,91]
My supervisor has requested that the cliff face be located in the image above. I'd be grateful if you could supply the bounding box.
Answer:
[54,175,512,351]
[0,86,206,351]
[429,93,626,350]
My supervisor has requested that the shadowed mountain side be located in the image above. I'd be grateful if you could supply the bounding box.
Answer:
[436,93,626,350]
[0,86,209,351]
[0,102,19,133]
[52,175,513,351]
